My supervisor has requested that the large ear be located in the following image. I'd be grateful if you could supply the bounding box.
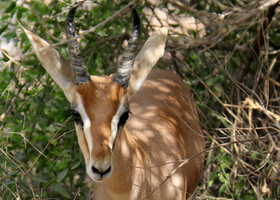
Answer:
[21,25,75,101]
[127,27,168,98]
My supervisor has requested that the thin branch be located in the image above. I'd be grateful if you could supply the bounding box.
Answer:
[20,0,140,58]
[167,0,221,32]
[142,139,256,200]
[227,0,280,25]
[26,117,72,174]
[250,1,279,60]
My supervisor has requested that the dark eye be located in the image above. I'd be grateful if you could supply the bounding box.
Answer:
[118,111,130,129]
[70,109,83,127]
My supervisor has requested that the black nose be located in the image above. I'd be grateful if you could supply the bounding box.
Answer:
[92,165,111,177]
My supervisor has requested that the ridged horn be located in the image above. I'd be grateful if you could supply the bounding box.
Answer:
[66,1,90,84]
[114,9,140,87]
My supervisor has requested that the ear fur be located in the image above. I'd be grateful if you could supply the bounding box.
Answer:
[127,27,168,97]
[21,25,75,101]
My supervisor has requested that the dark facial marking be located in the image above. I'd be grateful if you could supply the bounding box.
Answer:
[71,109,83,127]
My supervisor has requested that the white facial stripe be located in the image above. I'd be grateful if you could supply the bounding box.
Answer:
[76,93,93,153]
[110,96,127,149]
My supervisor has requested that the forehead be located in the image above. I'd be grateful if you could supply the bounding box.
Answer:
[75,76,126,120]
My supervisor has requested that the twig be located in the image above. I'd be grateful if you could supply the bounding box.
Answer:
[167,0,221,32]
[227,0,280,25]
[19,0,140,58]
[172,53,239,122]
[26,117,72,174]
[0,148,37,199]
[243,97,280,122]
[142,139,256,200]
[0,48,21,66]
[250,1,279,60]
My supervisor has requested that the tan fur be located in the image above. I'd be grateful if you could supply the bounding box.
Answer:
[23,25,205,200]
[91,69,205,200]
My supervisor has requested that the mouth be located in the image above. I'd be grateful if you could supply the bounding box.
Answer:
[87,164,112,182]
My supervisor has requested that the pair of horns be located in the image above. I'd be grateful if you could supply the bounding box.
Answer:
[66,2,140,86]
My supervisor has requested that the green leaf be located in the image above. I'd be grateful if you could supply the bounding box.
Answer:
[218,184,226,196]
[0,24,8,35]
[3,180,18,185]
[52,150,61,156]
[208,171,217,187]
[218,173,226,183]
[52,183,70,198]
[243,195,254,200]
[71,160,81,169]
[4,30,16,41]
[56,158,68,170]
[57,168,68,182]
[236,182,245,194]
[51,140,58,146]
[5,1,16,13]
[29,175,48,183]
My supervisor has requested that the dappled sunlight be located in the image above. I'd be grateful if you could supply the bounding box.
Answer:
[2,0,278,199]
[118,69,205,199]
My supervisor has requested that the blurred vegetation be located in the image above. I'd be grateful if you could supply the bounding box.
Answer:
[0,0,279,199]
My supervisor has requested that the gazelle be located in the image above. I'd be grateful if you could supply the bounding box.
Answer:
[22,2,205,200]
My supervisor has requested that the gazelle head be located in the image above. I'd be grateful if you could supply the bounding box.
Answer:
[23,2,167,182]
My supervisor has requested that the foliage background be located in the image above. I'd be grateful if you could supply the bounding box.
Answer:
[0,0,279,199]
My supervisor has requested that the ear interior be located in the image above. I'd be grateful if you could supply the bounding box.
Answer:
[127,27,168,98]
[21,25,75,101]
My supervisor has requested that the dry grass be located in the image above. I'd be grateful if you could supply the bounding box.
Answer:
[0,0,279,199]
